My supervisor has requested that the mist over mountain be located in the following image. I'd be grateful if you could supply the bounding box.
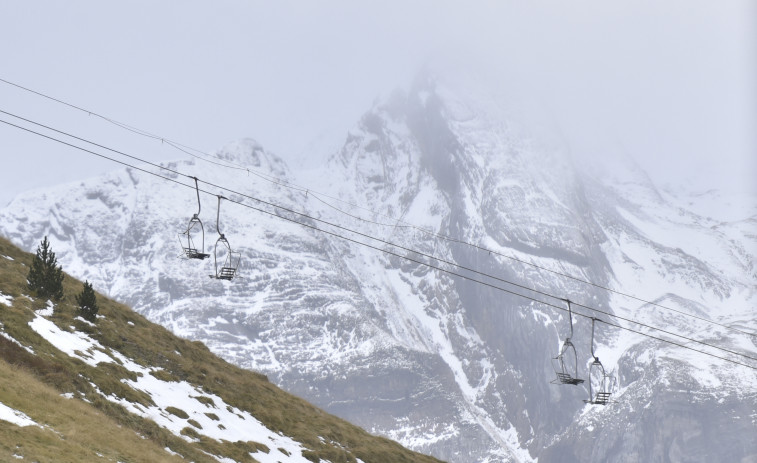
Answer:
[1,75,755,462]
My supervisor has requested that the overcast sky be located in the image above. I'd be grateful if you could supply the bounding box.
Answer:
[1,1,755,208]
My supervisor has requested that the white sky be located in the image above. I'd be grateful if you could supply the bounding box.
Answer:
[1,0,755,207]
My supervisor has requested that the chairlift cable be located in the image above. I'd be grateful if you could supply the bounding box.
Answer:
[0,108,192,181]
[5,119,757,370]
[0,82,751,340]
[1,114,756,369]
[2,114,755,367]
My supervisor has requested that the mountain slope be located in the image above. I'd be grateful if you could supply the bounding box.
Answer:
[1,76,755,462]
[0,236,444,463]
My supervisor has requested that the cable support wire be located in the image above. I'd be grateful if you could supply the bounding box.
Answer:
[2,114,756,373]
[2,108,756,364]
[0,78,754,338]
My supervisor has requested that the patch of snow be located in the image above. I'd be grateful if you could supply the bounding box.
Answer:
[0,291,13,306]
[384,268,477,401]
[105,372,317,462]
[210,455,237,463]
[35,300,54,317]
[2,254,13,260]
[0,402,39,427]
[0,327,35,354]
[500,423,535,463]
[74,316,95,327]
[29,315,120,367]
[660,187,756,223]
[251,447,315,463]
[29,313,317,462]
[385,419,459,448]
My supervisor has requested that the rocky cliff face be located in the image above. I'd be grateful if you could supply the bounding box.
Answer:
[1,76,755,462]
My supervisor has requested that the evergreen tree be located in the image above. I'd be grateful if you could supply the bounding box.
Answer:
[27,236,64,301]
[76,280,99,322]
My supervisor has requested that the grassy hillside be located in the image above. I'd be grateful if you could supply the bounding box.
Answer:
[0,236,444,463]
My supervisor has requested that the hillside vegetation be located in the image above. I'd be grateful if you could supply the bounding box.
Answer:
[0,236,444,463]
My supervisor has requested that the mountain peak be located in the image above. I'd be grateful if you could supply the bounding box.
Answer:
[215,138,288,176]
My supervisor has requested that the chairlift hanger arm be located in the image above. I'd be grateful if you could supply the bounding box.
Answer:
[216,195,228,237]
[590,317,603,360]
[563,298,574,340]
[191,176,201,217]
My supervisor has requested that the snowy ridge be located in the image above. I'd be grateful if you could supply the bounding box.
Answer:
[1,76,755,462]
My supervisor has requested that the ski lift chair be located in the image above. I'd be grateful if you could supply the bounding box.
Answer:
[211,234,241,280]
[552,299,585,385]
[178,216,210,260]
[178,177,210,260]
[584,318,615,405]
[553,339,584,385]
[209,195,241,280]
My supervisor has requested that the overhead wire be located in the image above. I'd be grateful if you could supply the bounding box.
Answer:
[1,113,756,372]
[0,77,252,172]
[1,76,754,339]
[2,107,756,364]
[0,108,749,361]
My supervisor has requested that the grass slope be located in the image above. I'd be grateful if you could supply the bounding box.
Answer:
[0,236,445,463]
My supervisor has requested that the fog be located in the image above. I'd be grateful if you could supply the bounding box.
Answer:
[1,1,754,207]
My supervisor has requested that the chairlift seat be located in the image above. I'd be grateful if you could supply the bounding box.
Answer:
[552,335,583,386]
[584,392,611,405]
[209,268,236,280]
[594,392,611,404]
[218,267,236,279]
[555,372,585,385]
[183,247,210,260]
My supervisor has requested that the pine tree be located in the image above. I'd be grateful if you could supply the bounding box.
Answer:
[27,236,64,301]
[76,280,99,322]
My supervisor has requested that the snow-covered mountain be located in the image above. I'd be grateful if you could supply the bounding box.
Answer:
[2,75,755,462]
